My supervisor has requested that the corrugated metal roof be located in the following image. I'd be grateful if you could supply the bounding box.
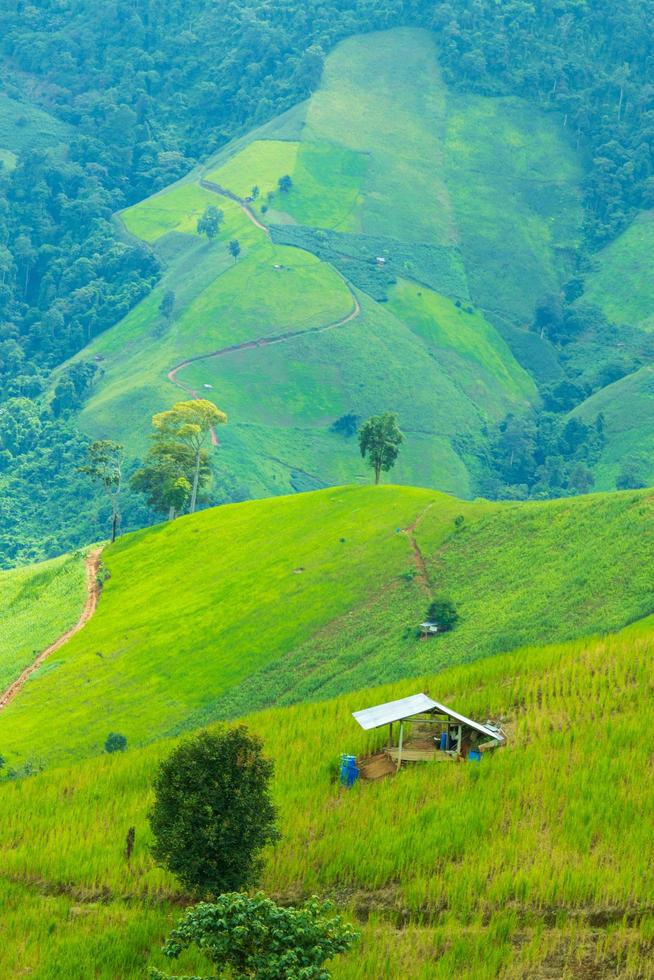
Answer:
[352,693,438,730]
[352,693,500,741]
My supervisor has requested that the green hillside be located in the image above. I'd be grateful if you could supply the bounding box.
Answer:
[0,551,87,692]
[572,364,654,488]
[582,210,654,331]
[1,485,651,769]
[0,618,652,978]
[66,26,587,505]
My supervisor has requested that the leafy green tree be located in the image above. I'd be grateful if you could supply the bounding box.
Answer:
[149,728,279,897]
[197,205,224,240]
[151,893,358,980]
[227,239,240,261]
[159,290,175,322]
[278,174,293,193]
[426,597,459,632]
[251,185,260,200]
[105,732,127,753]
[77,440,124,543]
[130,440,207,520]
[358,412,403,484]
[151,399,227,513]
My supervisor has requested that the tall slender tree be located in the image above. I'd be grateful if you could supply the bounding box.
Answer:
[78,440,124,542]
[151,399,227,513]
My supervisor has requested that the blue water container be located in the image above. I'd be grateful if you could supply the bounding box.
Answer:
[440,732,448,751]
[340,754,359,787]
[468,750,482,762]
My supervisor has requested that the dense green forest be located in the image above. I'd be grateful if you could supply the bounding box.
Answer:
[1,0,653,563]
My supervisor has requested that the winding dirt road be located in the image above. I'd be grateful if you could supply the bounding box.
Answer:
[166,179,362,441]
[0,548,103,711]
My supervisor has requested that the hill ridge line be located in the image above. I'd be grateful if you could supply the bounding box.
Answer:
[0,548,103,712]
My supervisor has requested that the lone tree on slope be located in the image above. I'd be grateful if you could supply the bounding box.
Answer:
[358,412,403,484]
[228,238,241,261]
[77,439,124,542]
[149,728,279,897]
[278,174,293,193]
[151,399,226,514]
[158,290,175,323]
[197,204,224,240]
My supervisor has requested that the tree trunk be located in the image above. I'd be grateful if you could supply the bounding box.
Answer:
[111,507,118,544]
[189,448,201,513]
[374,462,381,485]
[168,506,175,521]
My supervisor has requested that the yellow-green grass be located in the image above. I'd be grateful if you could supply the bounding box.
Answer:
[205,138,299,199]
[443,91,583,320]
[386,280,536,406]
[267,141,368,232]
[581,210,654,330]
[0,551,87,691]
[1,621,653,977]
[572,364,654,488]
[119,182,223,243]
[1,486,652,768]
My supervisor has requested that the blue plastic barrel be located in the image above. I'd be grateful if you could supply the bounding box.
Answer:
[468,750,482,762]
[340,754,359,787]
[440,732,448,751]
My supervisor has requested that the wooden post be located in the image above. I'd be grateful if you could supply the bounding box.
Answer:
[456,725,462,756]
[388,722,393,749]
[396,720,404,772]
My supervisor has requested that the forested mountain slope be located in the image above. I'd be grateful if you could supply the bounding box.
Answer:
[1,1,654,564]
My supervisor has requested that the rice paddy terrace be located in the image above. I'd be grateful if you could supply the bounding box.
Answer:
[69,26,590,500]
[0,487,653,977]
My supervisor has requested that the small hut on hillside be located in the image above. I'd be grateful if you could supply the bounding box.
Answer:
[352,693,505,771]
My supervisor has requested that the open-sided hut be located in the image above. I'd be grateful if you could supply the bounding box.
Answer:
[352,692,505,769]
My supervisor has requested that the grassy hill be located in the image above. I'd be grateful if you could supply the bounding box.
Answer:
[572,365,654,488]
[0,551,87,692]
[65,27,587,504]
[1,485,651,769]
[0,617,652,978]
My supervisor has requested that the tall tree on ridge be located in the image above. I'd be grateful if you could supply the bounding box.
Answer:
[358,412,403,485]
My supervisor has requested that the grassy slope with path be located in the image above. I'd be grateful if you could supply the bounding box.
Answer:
[0,551,87,692]
[0,618,653,978]
[68,26,587,501]
[0,485,651,770]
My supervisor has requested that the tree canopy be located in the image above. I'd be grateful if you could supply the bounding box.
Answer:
[149,728,279,897]
[151,893,358,980]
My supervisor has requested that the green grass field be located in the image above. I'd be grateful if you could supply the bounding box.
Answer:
[572,364,654,488]
[1,486,651,771]
[65,26,590,504]
[1,615,652,977]
[0,551,87,691]
[582,210,654,330]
